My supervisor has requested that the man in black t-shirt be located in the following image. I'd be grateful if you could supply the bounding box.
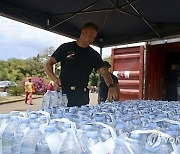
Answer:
[99,61,120,102]
[44,23,118,107]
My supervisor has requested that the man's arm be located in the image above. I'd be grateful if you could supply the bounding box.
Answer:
[115,83,120,101]
[98,67,118,101]
[44,57,61,90]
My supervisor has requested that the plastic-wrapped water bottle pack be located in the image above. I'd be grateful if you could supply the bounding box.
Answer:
[0,100,180,153]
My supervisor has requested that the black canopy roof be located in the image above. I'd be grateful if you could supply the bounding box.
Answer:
[0,0,180,47]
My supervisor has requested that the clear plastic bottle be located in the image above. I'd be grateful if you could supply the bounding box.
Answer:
[115,123,125,136]
[49,91,59,109]
[113,137,132,154]
[2,116,19,154]
[20,123,42,154]
[0,115,3,128]
[41,90,52,110]
[78,124,93,153]
[29,113,38,123]
[100,128,115,154]
[11,117,30,154]
[100,128,112,142]
[62,94,68,108]
[59,128,82,154]
[85,131,105,154]
[129,131,143,154]
[38,125,56,154]
[2,114,10,124]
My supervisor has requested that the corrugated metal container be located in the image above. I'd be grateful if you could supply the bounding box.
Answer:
[145,42,180,100]
[111,46,144,101]
[111,42,180,101]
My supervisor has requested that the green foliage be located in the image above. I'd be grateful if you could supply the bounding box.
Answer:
[88,56,111,86]
[103,56,111,63]
[8,85,24,96]
[89,70,99,86]
[0,47,111,88]
[0,57,47,81]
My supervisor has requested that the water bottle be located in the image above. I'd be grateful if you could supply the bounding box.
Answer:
[0,115,3,128]
[115,123,125,136]
[29,113,38,123]
[161,130,176,154]
[77,120,89,129]
[20,123,42,154]
[132,119,142,130]
[38,125,56,154]
[41,90,52,110]
[100,128,112,142]
[2,114,10,124]
[39,115,47,124]
[78,125,92,153]
[59,128,82,154]
[61,122,71,132]
[48,120,62,133]
[85,131,105,154]
[62,94,68,108]
[11,117,30,154]
[65,112,74,122]
[129,131,143,154]
[2,116,19,154]
[100,128,115,154]
[113,137,132,154]
[49,91,59,109]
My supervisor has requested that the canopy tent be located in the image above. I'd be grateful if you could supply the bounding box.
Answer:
[0,0,180,48]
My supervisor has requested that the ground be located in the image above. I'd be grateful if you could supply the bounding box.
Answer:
[0,93,98,114]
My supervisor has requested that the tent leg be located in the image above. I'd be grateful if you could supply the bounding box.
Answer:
[97,47,103,104]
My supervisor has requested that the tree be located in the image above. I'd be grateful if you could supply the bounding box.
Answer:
[89,70,99,86]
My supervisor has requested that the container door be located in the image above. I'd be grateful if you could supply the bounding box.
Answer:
[111,46,144,101]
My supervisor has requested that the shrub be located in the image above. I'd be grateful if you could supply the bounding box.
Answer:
[8,85,24,96]
[22,76,47,95]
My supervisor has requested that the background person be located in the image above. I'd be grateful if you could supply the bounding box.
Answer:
[24,77,34,105]
[99,61,120,102]
[47,81,55,91]
[44,22,118,107]
[167,64,179,101]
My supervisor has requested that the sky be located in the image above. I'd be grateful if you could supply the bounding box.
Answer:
[0,16,145,61]
[0,16,113,61]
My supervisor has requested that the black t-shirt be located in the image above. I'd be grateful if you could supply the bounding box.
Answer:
[99,73,118,102]
[52,41,104,87]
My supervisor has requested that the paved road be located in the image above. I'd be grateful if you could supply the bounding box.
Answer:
[0,93,98,114]
[0,98,43,114]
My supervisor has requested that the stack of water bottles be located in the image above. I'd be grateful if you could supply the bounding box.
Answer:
[41,90,69,112]
[1,99,180,153]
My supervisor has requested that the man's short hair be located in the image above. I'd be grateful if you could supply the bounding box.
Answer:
[82,23,99,32]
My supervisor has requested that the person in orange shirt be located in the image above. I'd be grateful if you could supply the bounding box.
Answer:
[25,77,34,105]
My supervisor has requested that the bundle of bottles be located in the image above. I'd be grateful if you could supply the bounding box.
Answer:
[0,97,180,153]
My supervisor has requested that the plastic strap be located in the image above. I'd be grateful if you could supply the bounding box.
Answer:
[53,118,76,129]
[93,122,117,139]
[11,111,28,118]
[31,110,51,122]
[154,118,180,127]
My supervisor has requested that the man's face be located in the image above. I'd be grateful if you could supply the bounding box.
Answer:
[81,27,97,46]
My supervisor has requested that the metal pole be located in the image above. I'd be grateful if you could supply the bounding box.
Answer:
[97,47,103,103]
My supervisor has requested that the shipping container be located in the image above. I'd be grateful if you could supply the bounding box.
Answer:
[111,41,180,101]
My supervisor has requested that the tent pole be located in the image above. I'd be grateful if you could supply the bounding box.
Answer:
[97,47,103,104]
[100,47,102,57]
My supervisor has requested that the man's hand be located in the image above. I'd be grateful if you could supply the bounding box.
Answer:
[53,78,61,91]
[107,86,118,101]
